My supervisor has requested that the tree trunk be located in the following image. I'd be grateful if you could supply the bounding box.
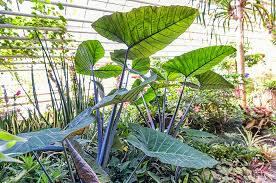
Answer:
[236,0,246,108]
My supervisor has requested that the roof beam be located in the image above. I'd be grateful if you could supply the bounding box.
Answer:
[30,0,115,13]
[0,10,93,23]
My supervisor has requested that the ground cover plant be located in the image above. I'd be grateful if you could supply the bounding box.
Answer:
[1,3,276,183]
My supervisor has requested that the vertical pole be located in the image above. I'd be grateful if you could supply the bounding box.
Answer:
[236,0,246,108]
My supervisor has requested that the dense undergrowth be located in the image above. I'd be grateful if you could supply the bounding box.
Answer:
[0,1,276,183]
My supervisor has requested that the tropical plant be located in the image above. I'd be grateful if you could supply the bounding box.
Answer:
[1,5,238,182]
[238,127,270,147]
[192,0,275,108]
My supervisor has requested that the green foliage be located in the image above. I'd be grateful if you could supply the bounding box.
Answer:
[127,123,218,168]
[94,64,122,79]
[131,58,150,74]
[244,53,265,67]
[92,6,199,59]
[189,90,244,133]
[92,74,157,110]
[0,0,70,59]
[195,70,234,90]
[263,80,276,89]
[0,154,69,183]
[3,108,95,156]
[75,40,105,74]
[0,130,26,163]
[1,3,268,182]
[162,46,236,77]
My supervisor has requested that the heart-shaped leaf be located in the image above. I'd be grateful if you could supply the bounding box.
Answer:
[132,58,150,74]
[3,128,64,156]
[110,50,127,66]
[64,107,96,138]
[92,74,157,110]
[162,45,236,77]
[195,70,234,90]
[127,123,218,169]
[94,64,122,79]
[92,6,199,59]
[75,40,105,75]
[3,108,95,156]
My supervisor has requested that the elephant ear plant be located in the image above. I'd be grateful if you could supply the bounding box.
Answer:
[0,5,236,183]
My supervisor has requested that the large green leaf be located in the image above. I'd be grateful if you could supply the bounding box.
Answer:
[150,68,182,81]
[3,108,95,156]
[195,70,234,90]
[64,107,95,137]
[76,63,122,78]
[92,74,157,110]
[132,58,150,74]
[162,45,236,77]
[3,128,64,156]
[94,64,122,79]
[92,6,199,59]
[0,131,25,163]
[127,124,218,169]
[131,79,142,89]
[75,40,105,75]
[110,50,127,66]
[151,68,166,80]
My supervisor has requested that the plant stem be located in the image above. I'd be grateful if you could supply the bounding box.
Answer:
[134,104,150,128]
[166,78,186,134]
[142,94,155,129]
[173,88,199,137]
[126,155,147,183]
[98,49,129,166]
[101,68,131,166]
[62,141,76,183]
[161,80,167,132]
[174,166,182,182]
[91,65,103,161]
[35,31,70,124]
[13,72,49,126]
[102,104,123,167]
[33,152,54,183]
